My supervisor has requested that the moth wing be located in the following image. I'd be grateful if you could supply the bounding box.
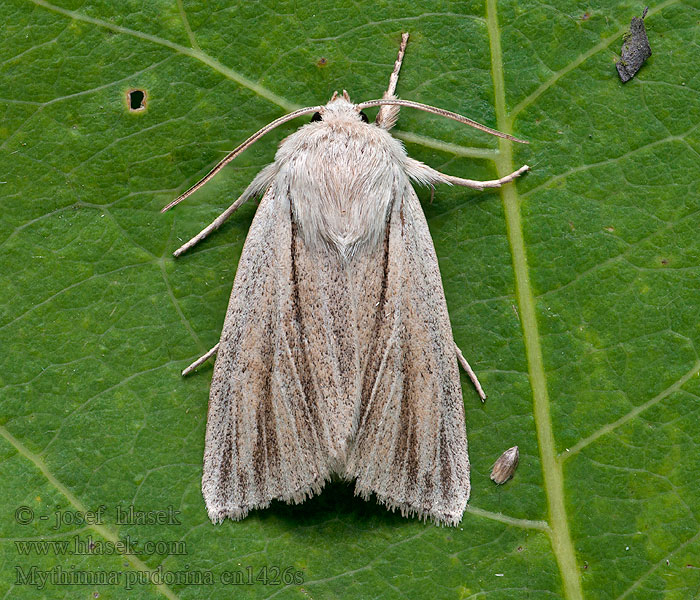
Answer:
[346,182,470,526]
[202,186,337,522]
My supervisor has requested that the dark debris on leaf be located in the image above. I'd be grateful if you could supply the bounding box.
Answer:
[616,7,651,82]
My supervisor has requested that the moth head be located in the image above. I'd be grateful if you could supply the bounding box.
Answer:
[310,90,370,125]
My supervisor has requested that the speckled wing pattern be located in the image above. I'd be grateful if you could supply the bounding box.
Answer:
[203,185,346,522]
[203,175,469,526]
[345,182,470,526]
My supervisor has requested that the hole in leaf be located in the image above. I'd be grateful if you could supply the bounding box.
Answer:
[127,89,147,111]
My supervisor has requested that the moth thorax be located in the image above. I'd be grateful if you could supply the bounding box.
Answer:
[282,129,401,259]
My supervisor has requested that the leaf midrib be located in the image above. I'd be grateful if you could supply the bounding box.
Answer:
[486,1,583,599]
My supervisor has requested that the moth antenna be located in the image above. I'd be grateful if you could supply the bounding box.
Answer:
[162,105,323,212]
[376,32,409,130]
[358,98,529,144]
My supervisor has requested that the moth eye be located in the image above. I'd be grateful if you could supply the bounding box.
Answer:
[359,111,369,123]
[310,112,322,122]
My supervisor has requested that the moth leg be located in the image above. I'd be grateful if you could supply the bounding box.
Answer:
[376,32,409,130]
[406,157,529,190]
[172,197,246,257]
[454,342,487,402]
[172,164,277,257]
[440,164,530,190]
[182,343,219,376]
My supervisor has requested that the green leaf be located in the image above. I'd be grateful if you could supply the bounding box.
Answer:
[1,0,699,598]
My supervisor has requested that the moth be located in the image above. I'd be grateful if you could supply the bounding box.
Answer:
[164,34,528,526]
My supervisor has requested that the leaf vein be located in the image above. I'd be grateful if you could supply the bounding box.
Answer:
[0,425,182,600]
[562,360,700,460]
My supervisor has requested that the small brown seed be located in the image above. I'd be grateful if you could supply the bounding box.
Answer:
[490,446,519,484]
